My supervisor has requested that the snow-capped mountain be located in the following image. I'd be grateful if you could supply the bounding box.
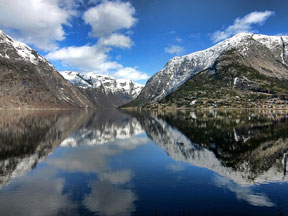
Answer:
[125,33,288,107]
[0,30,47,65]
[0,30,92,109]
[60,71,144,107]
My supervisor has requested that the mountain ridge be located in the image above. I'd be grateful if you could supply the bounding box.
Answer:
[123,33,288,109]
[0,30,144,109]
[60,71,144,107]
[0,30,93,109]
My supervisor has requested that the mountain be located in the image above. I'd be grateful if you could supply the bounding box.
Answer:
[123,33,288,108]
[60,71,144,107]
[0,30,93,109]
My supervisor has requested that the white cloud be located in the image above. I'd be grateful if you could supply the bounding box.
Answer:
[83,1,137,37]
[0,0,75,51]
[164,45,185,55]
[211,11,274,43]
[113,67,149,81]
[98,33,133,48]
[46,44,121,72]
[45,0,147,81]
[46,43,149,81]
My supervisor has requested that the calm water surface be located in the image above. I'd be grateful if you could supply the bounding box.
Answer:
[0,109,288,216]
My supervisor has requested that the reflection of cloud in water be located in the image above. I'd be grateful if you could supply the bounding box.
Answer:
[0,168,74,216]
[46,135,147,215]
[48,146,119,173]
[0,134,145,215]
[166,163,185,172]
[60,119,144,147]
[100,170,133,185]
[84,181,136,216]
[213,175,274,207]
[115,137,149,150]
[48,136,149,174]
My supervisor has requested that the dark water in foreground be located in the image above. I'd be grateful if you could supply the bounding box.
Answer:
[0,109,288,216]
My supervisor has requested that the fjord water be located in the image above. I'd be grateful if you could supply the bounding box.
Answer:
[0,110,288,215]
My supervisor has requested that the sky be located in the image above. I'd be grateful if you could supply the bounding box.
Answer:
[0,0,287,84]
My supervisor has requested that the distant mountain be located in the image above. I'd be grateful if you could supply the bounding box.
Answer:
[0,30,92,109]
[60,71,144,107]
[123,33,288,108]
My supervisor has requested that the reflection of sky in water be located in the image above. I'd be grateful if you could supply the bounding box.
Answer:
[0,110,288,215]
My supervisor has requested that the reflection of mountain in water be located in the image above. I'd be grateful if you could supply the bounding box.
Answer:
[60,110,143,147]
[0,109,143,189]
[0,109,145,216]
[134,110,288,184]
[0,111,91,188]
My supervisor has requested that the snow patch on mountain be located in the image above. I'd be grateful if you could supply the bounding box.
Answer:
[149,33,288,101]
[0,30,46,65]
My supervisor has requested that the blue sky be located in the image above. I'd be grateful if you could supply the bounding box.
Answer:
[0,0,287,84]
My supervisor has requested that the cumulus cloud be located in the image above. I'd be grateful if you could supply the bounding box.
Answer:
[0,0,75,51]
[45,0,147,81]
[83,1,137,37]
[98,33,133,48]
[211,11,274,43]
[165,45,185,55]
[46,44,121,72]
[46,43,148,81]
[3,0,147,81]
[113,67,149,81]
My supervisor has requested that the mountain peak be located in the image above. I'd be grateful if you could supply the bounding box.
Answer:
[124,33,288,107]
[0,29,46,65]
[0,30,93,109]
[60,71,144,107]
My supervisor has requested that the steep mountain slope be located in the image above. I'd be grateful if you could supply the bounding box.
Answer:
[60,71,143,107]
[0,30,92,109]
[123,33,288,108]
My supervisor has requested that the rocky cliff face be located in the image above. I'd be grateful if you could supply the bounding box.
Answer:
[124,33,288,108]
[0,30,92,109]
[60,71,144,107]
